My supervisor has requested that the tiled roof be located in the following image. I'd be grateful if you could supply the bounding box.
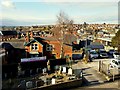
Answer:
[42,37,60,41]
[25,34,77,47]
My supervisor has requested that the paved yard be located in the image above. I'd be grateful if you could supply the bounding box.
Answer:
[72,60,120,89]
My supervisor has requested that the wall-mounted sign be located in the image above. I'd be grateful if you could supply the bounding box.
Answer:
[21,56,46,62]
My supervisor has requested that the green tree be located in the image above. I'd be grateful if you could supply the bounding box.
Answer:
[111,29,120,52]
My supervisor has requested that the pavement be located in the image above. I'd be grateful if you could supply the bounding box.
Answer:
[72,60,108,85]
[72,60,119,88]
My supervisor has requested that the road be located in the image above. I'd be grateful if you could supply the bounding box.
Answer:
[70,80,119,89]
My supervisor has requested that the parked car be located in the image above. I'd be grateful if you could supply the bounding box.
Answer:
[113,52,120,59]
[89,50,98,59]
[108,49,115,55]
[72,54,82,60]
[98,49,108,58]
[110,59,120,69]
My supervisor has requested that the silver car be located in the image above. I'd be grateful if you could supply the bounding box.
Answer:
[89,50,98,59]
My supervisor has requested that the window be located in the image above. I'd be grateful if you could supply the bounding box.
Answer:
[118,61,120,64]
[115,61,118,65]
[46,45,53,51]
[90,51,97,54]
[31,44,38,50]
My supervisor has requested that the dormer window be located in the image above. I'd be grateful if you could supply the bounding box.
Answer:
[31,44,38,50]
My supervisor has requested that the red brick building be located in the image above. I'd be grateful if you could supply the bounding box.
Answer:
[24,37,72,59]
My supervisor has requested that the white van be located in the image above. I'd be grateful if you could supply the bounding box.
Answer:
[113,52,120,59]
[110,59,120,69]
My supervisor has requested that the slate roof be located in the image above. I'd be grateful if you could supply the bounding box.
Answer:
[24,37,46,46]
[63,34,77,45]
[0,38,25,49]
[8,42,25,49]
[87,42,104,49]
[0,30,17,36]
[24,34,77,47]
[0,42,14,50]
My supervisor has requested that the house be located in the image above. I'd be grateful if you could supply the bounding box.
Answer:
[96,37,112,46]
[0,30,17,41]
[1,39,26,79]
[27,30,53,39]
[0,39,26,64]
[79,39,92,48]
[95,37,117,51]
[24,37,73,59]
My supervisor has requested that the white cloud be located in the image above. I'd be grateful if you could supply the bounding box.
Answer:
[7,0,119,2]
[1,0,15,8]
[43,0,119,2]
[2,12,55,23]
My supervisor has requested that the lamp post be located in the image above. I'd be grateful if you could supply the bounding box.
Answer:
[85,35,88,63]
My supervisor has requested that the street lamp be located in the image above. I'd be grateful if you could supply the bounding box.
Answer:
[84,35,89,64]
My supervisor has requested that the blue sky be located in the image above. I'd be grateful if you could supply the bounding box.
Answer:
[0,0,118,26]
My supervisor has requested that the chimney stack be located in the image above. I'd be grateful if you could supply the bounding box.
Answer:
[26,31,30,42]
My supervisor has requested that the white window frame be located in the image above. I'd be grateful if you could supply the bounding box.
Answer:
[31,43,38,50]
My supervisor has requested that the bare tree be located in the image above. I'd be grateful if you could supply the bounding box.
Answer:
[52,11,74,58]
[53,11,74,38]
[56,11,73,25]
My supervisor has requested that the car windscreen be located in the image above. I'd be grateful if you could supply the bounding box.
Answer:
[118,61,120,64]
[109,50,114,52]
[90,51,97,54]
[114,53,120,55]
[100,51,106,53]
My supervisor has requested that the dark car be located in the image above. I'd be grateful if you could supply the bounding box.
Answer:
[98,49,108,58]
[72,54,82,60]
[108,49,115,55]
